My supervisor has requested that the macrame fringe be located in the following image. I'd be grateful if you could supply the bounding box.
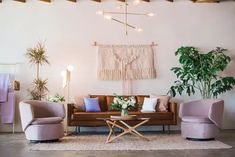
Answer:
[98,68,156,80]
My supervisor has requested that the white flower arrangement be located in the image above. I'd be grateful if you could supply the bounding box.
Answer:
[47,93,65,103]
[111,94,136,110]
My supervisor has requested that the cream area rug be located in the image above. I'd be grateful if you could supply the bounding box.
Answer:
[29,134,232,151]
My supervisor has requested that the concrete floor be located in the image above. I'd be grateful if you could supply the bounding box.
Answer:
[0,130,234,157]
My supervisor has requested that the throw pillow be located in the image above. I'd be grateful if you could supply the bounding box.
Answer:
[141,97,158,112]
[150,94,170,112]
[74,95,88,112]
[84,97,101,112]
[89,95,107,112]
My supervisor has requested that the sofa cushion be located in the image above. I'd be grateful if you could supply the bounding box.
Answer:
[84,97,101,112]
[150,94,170,112]
[32,117,63,125]
[182,116,212,123]
[89,95,107,112]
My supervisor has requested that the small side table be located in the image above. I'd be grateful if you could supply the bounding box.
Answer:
[97,117,150,143]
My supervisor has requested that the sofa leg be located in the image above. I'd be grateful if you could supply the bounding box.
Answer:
[75,126,78,134]
[162,125,165,133]
[76,126,80,134]
[168,125,170,134]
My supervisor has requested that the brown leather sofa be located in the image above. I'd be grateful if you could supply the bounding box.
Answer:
[67,95,177,133]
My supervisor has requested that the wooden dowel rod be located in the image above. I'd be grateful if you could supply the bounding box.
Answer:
[92,42,157,46]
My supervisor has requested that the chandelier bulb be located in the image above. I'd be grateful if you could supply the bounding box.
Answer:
[96,11,104,15]
[146,13,154,17]
[133,0,141,5]
[104,15,112,20]
[135,28,143,32]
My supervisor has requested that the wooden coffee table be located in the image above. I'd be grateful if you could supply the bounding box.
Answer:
[97,117,150,143]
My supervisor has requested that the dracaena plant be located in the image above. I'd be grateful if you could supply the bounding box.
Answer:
[168,46,235,99]
[26,42,50,100]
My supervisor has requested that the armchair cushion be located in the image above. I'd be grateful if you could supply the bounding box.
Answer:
[182,116,212,123]
[31,117,63,125]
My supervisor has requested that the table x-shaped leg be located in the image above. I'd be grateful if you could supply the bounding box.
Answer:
[106,120,117,143]
[105,119,149,143]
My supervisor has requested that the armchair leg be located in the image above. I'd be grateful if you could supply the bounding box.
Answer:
[30,139,59,143]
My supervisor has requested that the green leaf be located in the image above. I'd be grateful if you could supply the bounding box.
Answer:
[169,46,235,98]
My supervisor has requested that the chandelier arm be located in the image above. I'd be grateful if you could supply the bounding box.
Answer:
[103,11,147,16]
[111,18,136,29]
[96,1,150,34]
[125,1,128,35]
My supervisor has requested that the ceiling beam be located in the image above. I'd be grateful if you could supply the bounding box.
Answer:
[116,0,150,2]
[92,0,101,2]
[14,0,26,3]
[67,0,77,2]
[39,0,51,3]
[191,0,220,2]
[1,0,233,4]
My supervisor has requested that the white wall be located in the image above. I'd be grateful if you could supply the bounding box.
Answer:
[0,0,235,132]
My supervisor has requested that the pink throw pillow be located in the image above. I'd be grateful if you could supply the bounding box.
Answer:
[150,94,170,112]
[74,95,88,112]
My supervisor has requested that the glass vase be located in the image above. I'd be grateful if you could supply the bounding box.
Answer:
[121,109,128,117]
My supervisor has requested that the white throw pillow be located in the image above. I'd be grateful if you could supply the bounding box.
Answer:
[141,97,158,112]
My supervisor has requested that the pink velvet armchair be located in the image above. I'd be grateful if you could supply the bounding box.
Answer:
[179,99,224,140]
[19,100,65,142]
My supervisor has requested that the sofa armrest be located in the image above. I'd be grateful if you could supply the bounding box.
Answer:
[168,102,177,125]
[169,102,177,113]
[67,103,75,126]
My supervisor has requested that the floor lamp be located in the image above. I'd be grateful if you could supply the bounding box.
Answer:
[61,65,74,135]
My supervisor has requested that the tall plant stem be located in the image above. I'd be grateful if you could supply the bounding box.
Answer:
[36,63,39,79]
[199,54,207,99]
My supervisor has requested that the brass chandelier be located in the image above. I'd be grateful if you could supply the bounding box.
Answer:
[96,0,154,35]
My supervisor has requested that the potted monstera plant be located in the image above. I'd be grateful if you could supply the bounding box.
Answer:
[168,46,235,98]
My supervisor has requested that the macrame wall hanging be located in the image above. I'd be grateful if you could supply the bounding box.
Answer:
[97,44,157,95]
